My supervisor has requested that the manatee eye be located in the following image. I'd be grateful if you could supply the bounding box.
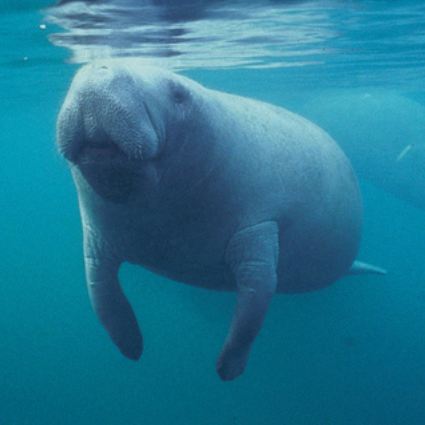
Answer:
[169,80,188,105]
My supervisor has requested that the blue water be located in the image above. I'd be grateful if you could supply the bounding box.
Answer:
[1,1,425,424]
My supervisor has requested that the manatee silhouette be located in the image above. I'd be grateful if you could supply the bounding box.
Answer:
[302,90,425,211]
[57,61,385,380]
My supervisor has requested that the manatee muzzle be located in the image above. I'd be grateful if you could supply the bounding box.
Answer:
[78,160,136,203]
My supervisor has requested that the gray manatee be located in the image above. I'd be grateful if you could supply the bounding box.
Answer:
[57,61,385,381]
[301,90,425,211]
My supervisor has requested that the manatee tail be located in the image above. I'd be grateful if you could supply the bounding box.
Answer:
[348,260,387,276]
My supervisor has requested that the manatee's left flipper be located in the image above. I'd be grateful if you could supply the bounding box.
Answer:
[217,221,279,381]
[84,226,143,360]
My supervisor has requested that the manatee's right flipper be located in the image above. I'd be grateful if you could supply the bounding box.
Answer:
[83,226,143,360]
[217,221,279,381]
[348,260,387,276]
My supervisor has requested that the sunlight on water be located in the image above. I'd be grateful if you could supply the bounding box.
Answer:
[41,0,425,90]
[46,1,336,69]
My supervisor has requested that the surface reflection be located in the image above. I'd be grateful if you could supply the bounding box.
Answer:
[47,0,332,69]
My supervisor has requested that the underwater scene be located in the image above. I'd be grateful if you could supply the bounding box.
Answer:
[1,0,425,424]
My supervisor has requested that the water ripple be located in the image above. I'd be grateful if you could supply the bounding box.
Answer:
[46,1,338,69]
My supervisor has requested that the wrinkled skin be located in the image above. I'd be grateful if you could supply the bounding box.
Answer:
[57,60,365,380]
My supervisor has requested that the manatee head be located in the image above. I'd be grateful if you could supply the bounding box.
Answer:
[57,61,195,201]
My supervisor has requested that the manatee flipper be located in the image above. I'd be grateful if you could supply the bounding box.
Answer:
[348,260,387,276]
[84,226,143,360]
[217,221,279,381]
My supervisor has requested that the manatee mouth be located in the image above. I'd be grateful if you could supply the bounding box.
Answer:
[76,156,137,204]
[75,139,127,165]
[79,162,136,203]
[71,139,139,203]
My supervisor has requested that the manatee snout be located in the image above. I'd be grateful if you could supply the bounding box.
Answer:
[57,63,161,165]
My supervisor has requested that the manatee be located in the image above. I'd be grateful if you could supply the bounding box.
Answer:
[301,90,425,211]
[57,61,385,381]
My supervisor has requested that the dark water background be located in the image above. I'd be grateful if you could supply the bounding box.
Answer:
[1,1,425,424]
